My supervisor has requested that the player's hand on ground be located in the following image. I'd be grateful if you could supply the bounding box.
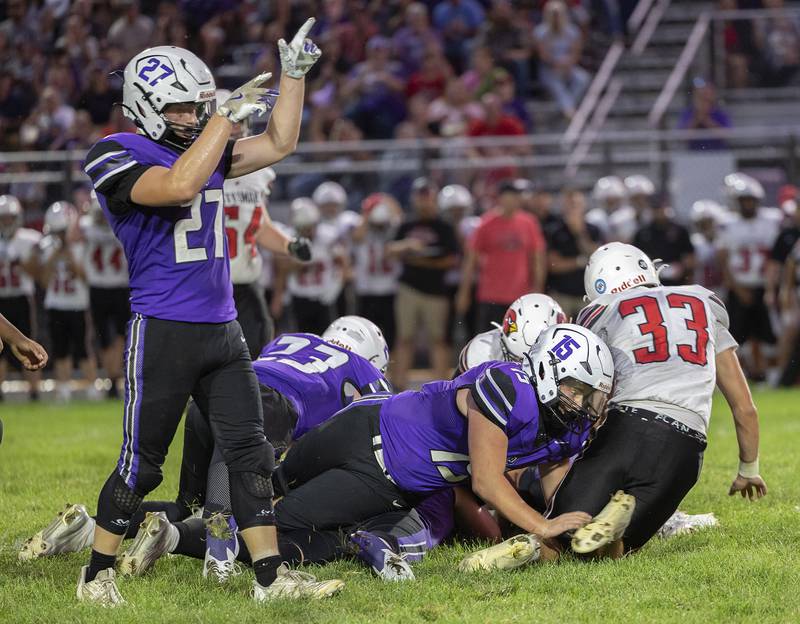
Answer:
[288,237,312,261]
[540,511,592,538]
[278,18,322,78]
[10,337,49,370]
[728,474,768,500]
[217,73,274,123]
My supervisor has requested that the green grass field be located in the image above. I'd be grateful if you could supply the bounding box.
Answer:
[1,390,799,624]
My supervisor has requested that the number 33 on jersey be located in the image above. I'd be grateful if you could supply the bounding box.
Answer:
[577,284,739,433]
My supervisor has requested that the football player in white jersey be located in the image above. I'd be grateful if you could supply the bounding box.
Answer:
[36,202,99,402]
[0,195,43,400]
[352,193,402,350]
[313,181,360,316]
[717,172,782,380]
[456,293,566,374]
[217,90,312,357]
[585,176,636,243]
[547,242,766,554]
[272,198,349,335]
[82,192,130,398]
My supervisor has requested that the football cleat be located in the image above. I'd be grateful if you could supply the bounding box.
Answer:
[76,566,125,607]
[203,511,242,584]
[117,512,177,576]
[252,564,344,601]
[348,530,415,581]
[571,490,636,554]
[19,503,95,561]
[657,510,719,539]
[458,533,541,572]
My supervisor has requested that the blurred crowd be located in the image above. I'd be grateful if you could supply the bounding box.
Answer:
[3,170,800,400]
[0,0,645,156]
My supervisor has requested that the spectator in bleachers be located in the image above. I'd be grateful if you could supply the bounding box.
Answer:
[496,68,534,133]
[456,179,547,331]
[754,0,800,87]
[534,0,590,120]
[633,196,695,287]
[342,35,406,139]
[352,193,403,350]
[477,0,534,96]
[427,76,484,137]
[107,0,154,60]
[719,0,757,89]
[78,65,121,127]
[432,0,485,73]
[406,43,453,100]
[0,0,39,49]
[387,177,459,389]
[677,78,732,151]
[392,2,442,78]
[20,86,75,150]
[461,45,502,99]
[544,188,601,319]
[468,93,526,186]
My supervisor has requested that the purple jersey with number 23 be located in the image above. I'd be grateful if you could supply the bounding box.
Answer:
[82,132,235,323]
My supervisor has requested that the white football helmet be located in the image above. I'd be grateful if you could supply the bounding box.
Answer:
[623,175,655,197]
[592,176,626,202]
[122,46,218,148]
[584,242,660,301]
[322,315,390,373]
[44,201,76,234]
[690,199,725,224]
[437,184,474,215]
[495,294,567,362]
[290,197,321,230]
[0,194,22,238]
[313,181,347,209]
[724,172,764,200]
[525,323,614,430]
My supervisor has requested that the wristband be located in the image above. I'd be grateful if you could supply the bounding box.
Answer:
[737,457,759,479]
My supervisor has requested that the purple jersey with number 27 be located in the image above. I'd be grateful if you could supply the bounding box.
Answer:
[82,132,235,322]
[379,361,592,493]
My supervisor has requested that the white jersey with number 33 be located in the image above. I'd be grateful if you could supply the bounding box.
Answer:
[223,168,272,285]
[577,284,738,435]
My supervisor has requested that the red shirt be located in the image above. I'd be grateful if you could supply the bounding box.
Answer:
[470,209,545,304]
[467,115,525,137]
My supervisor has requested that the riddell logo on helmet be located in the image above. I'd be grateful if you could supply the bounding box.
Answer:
[610,274,647,293]
[503,309,518,336]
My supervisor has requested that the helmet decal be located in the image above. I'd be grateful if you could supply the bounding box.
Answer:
[502,309,518,336]
[638,259,648,270]
[594,279,606,294]
[552,334,581,360]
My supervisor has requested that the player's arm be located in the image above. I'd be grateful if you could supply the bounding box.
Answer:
[0,313,48,370]
[463,391,590,538]
[131,115,236,206]
[269,256,290,320]
[228,20,321,178]
[715,347,767,500]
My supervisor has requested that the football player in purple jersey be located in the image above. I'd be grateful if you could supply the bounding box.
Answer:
[69,20,342,605]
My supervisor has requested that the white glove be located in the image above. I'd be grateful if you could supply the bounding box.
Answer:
[217,73,274,123]
[278,18,322,79]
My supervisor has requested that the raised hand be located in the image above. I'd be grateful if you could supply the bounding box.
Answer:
[278,18,322,79]
[217,73,275,123]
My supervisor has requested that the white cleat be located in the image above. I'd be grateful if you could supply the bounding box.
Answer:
[252,564,344,601]
[117,511,177,577]
[658,510,719,539]
[19,503,95,561]
[458,533,542,572]
[76,566,125,607]
[571,490,636,554]
[203,512,242,584]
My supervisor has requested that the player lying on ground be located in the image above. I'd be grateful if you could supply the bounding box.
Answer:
[73,19,327,606]
[463,243,767,569]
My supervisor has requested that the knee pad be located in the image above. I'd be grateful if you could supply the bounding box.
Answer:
[229,470,275,529]
[96,471,145,535]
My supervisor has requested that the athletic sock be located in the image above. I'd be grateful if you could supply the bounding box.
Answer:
[86,550,117,582]
[253,555,282,587]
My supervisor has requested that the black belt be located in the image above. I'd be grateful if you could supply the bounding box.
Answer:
[613,404,707,445]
